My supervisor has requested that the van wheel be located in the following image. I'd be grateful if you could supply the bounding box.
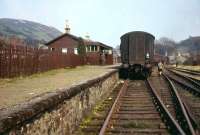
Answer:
[119,68,128,79]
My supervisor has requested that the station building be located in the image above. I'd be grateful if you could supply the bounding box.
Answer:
[45,21,113,65]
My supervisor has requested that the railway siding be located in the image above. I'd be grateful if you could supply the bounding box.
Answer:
[174,83,200,130]
[148,69,196,135]
[165,68,200,133]
[0,70,118,135]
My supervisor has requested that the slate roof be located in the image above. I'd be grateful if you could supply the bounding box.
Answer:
[45,33,112,49]
[45,33,80,45]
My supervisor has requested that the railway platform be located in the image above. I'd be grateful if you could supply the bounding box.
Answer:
[0,65,118,109]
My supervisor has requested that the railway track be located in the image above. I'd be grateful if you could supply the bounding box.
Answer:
[75,83,123,135]
[76,69,197,135]
[166,68,200,96]
[147,71,196,135]
[99,73,197,134]
[99,80,170,135]
[164,68,200,132]
[170,67,200,76]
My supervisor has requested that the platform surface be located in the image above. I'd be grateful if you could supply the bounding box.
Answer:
[0,65,118,109]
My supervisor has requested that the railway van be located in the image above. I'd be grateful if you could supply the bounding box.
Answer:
[119,31,155,79]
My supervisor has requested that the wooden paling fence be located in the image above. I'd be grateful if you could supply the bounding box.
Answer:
[0,45,84,78]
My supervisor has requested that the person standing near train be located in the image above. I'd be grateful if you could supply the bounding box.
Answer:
[158,61,163,75]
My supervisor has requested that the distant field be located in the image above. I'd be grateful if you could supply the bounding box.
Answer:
[0,66,115,109]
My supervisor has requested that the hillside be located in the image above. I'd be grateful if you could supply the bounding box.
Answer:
[0,18,62,43]
[154,36,200,57]
[178,36,200,53]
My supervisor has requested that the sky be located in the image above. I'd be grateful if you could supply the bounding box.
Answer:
[0,0,200,47]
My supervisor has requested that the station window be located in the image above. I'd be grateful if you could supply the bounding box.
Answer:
[62,48,68,53]
[90,45,97,52]
[86,46,90,52]
[74,48,78,54]
[94,46,97,52]
[91,45,94,52]
[102,49,112,54]
[108,50,112,54]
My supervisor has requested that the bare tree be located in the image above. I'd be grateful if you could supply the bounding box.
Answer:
[155,37,177,56]
[115,45,120,56]
[158,37,176,47]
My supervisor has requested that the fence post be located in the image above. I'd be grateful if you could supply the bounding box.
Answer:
[36,48,39,73]
[0,46,2,78]
[25,46,28,76]
[8,44,12,77]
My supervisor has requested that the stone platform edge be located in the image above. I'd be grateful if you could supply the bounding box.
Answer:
[0,69,118,134]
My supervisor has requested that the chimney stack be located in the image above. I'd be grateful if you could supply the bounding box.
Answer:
[85,32,90,40]
[65,20,70,33]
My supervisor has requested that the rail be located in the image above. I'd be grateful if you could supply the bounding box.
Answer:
[146,79,186,135]
[98,80,128,135]
[164,69,199,130]
[166,69,200,96]
[169,69,200,85]
[98,76,196,135]
[172,67,200,76]
[163,74,196,135]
